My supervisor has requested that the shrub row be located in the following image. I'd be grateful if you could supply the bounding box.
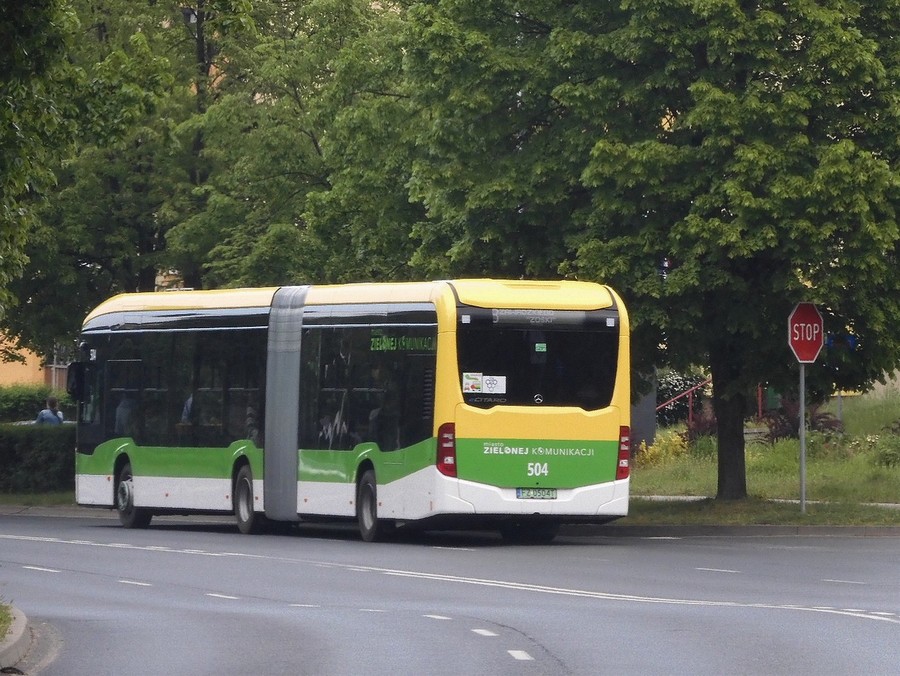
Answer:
[0,384,74,423]
[0,424,75,492]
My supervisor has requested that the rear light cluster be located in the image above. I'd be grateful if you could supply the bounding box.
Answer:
[616,426,631,480]
[437,422,457,477]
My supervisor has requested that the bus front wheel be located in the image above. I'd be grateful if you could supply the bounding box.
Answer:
[357,470,392,542]
[116,462,152,529]
[234,465,263,534]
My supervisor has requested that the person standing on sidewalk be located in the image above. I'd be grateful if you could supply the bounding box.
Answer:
[35,396,64,424]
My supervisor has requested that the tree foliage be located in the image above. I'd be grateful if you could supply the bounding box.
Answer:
[404,0,900,498]
[0,0,78,318]
[3,0,899,501]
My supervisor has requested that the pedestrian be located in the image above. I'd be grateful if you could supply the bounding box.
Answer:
[36,396,64,424]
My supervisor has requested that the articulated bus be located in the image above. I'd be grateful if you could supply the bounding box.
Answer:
[68,279,630,542]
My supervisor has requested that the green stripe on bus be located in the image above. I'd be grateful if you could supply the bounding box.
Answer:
[76,439,264,479]
[456,438,618,488]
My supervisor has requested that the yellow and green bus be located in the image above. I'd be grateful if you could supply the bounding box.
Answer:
[68,279,630,542]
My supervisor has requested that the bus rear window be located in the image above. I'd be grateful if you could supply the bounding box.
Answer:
[457,309,619,410]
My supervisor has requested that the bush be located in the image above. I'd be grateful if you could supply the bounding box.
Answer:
[871,434,900,468]
[0,384,74,423]
[762,399,844,442]
[0,424,75,492]
[636,428,689,468]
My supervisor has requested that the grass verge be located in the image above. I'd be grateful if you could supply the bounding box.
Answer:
[620,497,900,527]
[0,602,11,644]
[0,491,75,507]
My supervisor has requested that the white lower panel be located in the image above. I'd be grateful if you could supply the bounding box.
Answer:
[135,476,258,511]
[295,468,628,522]
[76,473,264,513]
[297,482,355,518]
[76,474,114,506]
[458,478,629,516]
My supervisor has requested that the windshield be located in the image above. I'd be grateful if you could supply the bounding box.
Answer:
[457,307,619,410]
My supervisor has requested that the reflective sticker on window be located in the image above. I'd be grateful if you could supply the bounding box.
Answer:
[463,372,483,392]
[462,373,507,394]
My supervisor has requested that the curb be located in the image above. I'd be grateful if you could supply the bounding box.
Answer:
[561,524,900,537]
[0,605,30,670]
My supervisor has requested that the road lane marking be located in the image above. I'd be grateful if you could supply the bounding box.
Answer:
[696,567,741,574]
[360,608,386,613]
[206,593,239,600]
[423,614,451,620]
[290,604,321,608]
[22,565,60,573]
[4,532,897,626]
[508,650,534,661]
[822,579,866,585]
[472,629,498,637]
[119,580,152,587]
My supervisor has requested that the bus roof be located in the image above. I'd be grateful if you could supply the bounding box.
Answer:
[82,279,618,328]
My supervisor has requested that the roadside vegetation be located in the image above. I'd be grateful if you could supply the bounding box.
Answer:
[627,387,900,526]
[0,600,10,644]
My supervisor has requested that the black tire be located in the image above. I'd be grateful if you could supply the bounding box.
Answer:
[234,465,263,534]
[499,521,559,544]
[356,469,392,542]
[116,462,152,529]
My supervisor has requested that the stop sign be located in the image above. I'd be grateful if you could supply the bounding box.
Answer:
[788,303,824,363]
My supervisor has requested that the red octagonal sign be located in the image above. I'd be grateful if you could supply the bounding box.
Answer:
[788,303,824,363]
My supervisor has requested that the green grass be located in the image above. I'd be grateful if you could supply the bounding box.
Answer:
[0,601,11,643]
[621,497,900,526]
[628,388,900,526]
[0,491,74,506]
[822,383,900,435]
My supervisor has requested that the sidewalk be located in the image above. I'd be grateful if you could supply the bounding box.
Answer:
[0,605,29,671]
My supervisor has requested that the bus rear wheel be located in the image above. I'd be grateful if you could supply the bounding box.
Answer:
[116,462,152,529]
[357,470,393,542]
[234,465,264,534]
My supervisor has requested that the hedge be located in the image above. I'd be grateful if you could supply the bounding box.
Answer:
[0,424,75,492]
[0,384,75,423]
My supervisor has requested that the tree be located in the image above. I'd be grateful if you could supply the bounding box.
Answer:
[405,0,900,499]
[3,0,189,357]
[166,0,421,287]
[0,0,77,321]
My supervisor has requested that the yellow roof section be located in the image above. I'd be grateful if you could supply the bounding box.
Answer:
[83,287,279,325]
[449,279,615,310]
[83,279,618,327]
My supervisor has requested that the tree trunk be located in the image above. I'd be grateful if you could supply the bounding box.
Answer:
[710,345,749,500]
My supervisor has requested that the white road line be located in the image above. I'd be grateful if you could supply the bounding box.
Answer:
[472,629,498,637]
[290,604,321,608]
[360,608,386,613]
[822,579,866,585]
[119,580,152,587]
[508,650,534,661]
[423,614,452,620]
[206,593,239,600]
[4,532,897,626]
[22,565,60,573]
[696,567,741,574]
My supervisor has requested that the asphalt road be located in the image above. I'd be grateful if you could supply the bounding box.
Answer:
[1,509,898,675]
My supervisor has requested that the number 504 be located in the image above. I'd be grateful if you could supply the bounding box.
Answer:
[527,462,549,477]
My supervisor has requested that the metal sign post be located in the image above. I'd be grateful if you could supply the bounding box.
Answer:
[788,303,824,514]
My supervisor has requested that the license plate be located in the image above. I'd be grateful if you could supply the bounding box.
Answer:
[516,487,557,500]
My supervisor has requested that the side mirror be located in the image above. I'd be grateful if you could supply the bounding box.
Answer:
[67,362,85,400]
